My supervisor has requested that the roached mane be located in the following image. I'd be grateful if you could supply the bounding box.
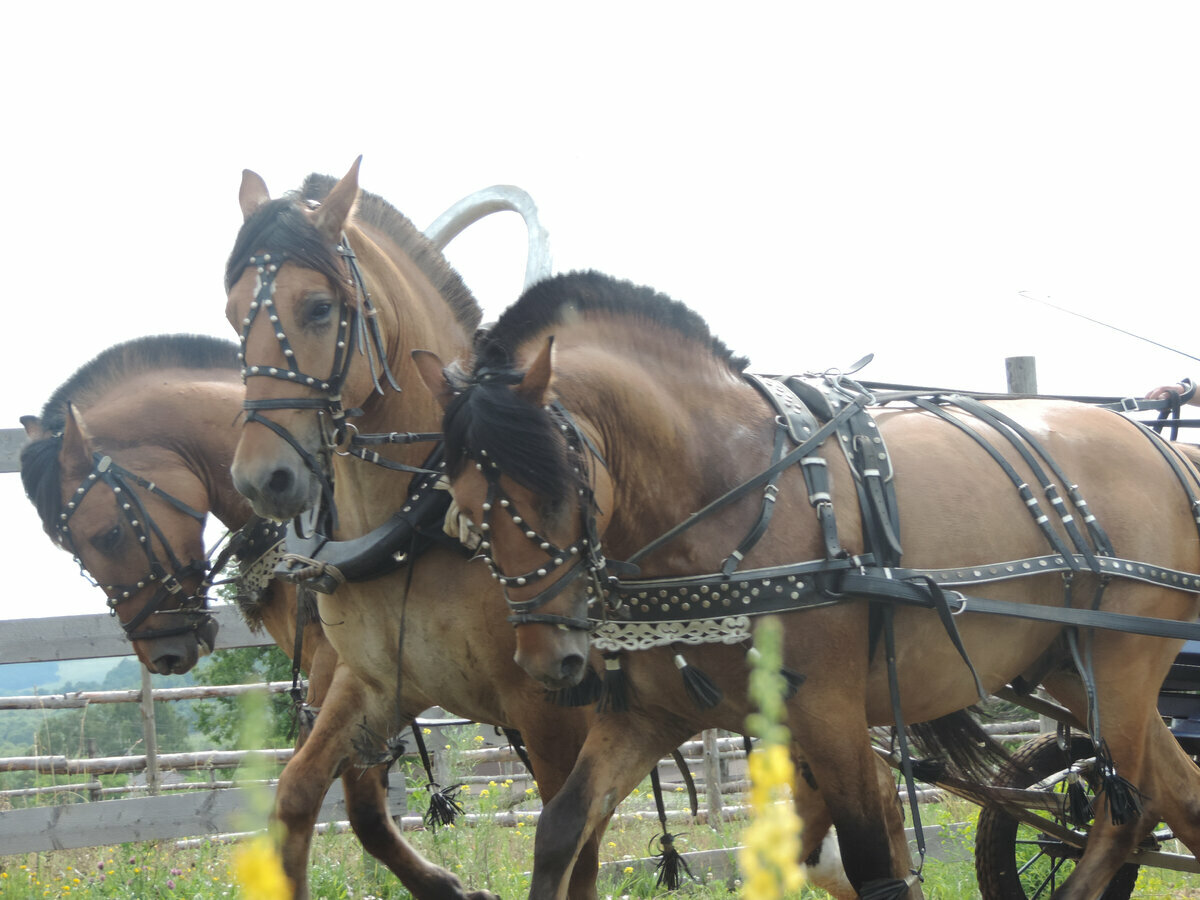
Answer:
[442,270,750,506]
[224,173,482,336]
[20,334,239,541]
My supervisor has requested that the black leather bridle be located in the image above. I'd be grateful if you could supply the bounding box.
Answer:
[235,233,402,529]
[472,402,611,631]
[58,452,213,642]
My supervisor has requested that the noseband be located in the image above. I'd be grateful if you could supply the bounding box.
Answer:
[236,230,400,524]
[472,403,611,632]
[59,452,213,642]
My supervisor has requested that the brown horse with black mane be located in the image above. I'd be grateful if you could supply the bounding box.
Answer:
[19,334,506,900]
[418,269,1200,899]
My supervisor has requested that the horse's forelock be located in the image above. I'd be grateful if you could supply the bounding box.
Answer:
[224,196,344,294]
[444,380,576,513]
[20,436,67,543]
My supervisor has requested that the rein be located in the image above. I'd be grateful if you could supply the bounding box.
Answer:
[59,452,213,642]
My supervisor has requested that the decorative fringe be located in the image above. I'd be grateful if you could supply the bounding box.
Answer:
[1097,740,1146,826]
[423,782,466,830]
[597,655,630,712]
[674,654,722,709]
[545,665,603,707]
[1066,772,1094,826]
[651,832,693,890]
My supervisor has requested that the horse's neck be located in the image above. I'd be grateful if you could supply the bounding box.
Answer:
[333,229,473,536]
[568,360,773,561]
[88,374,253,532]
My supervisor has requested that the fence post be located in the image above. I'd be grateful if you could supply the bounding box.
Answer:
[701,729,723,827]
[139,667,160,796]
[1005,356,1037,394]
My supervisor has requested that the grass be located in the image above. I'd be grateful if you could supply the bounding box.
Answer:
[4,787,1200,898]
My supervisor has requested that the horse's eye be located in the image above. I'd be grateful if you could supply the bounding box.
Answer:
[91,524,123,554]
[304,294,335,327]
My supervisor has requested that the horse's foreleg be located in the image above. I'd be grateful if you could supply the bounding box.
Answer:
[792,743,919,900]
[529,717,688,900]
[798,724,916,898]
[341,762,498,900]
[522,720,602,900]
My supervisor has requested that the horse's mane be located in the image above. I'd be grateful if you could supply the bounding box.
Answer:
[20,333,239,542]
[225,173,482,336]
[444,271,748,506]
[473,269,749,374]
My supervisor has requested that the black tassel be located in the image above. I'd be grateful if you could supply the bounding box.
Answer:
[1066,772,1094,826]
[675,654,722,709]
[746,647,804,698]
[1096,740,1146,826]
[423,782,466,830]
[909,757,946,784]
[597,655,630,712]
[652,832,693,890]
[780,665,806,698]
[544,665,603,707]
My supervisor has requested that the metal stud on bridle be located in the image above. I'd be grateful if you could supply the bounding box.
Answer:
[59,452,213,642]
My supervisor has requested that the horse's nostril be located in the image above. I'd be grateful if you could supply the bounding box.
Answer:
[267,467,294,496]
[560,654,585,682]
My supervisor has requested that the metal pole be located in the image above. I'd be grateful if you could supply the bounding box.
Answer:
[139,666,160,795]
[702,729,723,827]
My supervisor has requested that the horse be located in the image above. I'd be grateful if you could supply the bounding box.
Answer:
[19,334,513,900]
[220,162,626,900]
[417,269,1200,899]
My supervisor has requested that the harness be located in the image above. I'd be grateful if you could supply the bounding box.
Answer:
[58,452,213,642]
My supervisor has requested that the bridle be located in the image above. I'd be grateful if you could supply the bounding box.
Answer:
[235,228,400,526]
[58,452,213,642]
[472,401,611,632]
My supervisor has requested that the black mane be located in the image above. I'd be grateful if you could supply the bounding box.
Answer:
[444,271,748,507]
[20,333,239,541]
[225,173,481,335]
[473,269,748,373]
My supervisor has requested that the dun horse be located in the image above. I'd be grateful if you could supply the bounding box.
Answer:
[19,335,507,900]
[220,163,624,899]
[420,270,1200,899]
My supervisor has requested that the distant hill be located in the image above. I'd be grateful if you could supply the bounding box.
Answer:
[0,657,128,695]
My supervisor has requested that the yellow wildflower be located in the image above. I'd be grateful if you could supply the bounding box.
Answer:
[233,834,291,900]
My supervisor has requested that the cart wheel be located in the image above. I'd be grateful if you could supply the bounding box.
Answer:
[975,733,1140,900]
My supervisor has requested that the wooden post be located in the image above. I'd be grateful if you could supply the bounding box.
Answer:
[1005,356,1038,394]
[139,667,160,796]
[702,729,723,827]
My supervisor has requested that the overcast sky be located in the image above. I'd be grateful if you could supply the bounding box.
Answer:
[3,3,1199,624]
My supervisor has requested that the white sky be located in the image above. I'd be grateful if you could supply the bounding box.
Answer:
[2,2,1199,623]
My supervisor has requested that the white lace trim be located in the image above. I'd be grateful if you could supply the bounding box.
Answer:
[592,615,751,652]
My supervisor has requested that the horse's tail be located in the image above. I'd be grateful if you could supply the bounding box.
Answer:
[906,708,1014,787]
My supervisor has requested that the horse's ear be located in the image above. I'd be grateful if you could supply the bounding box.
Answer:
[412,350,455,411]
[20,415,49,440]
[313,156,362,241]
[239,170,272,220]
[59,405,94,476]
[515,336,555,407]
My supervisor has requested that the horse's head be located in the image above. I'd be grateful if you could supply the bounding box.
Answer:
[225,158,403,521]
[21,409,217,675]
[416,341,613,689]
